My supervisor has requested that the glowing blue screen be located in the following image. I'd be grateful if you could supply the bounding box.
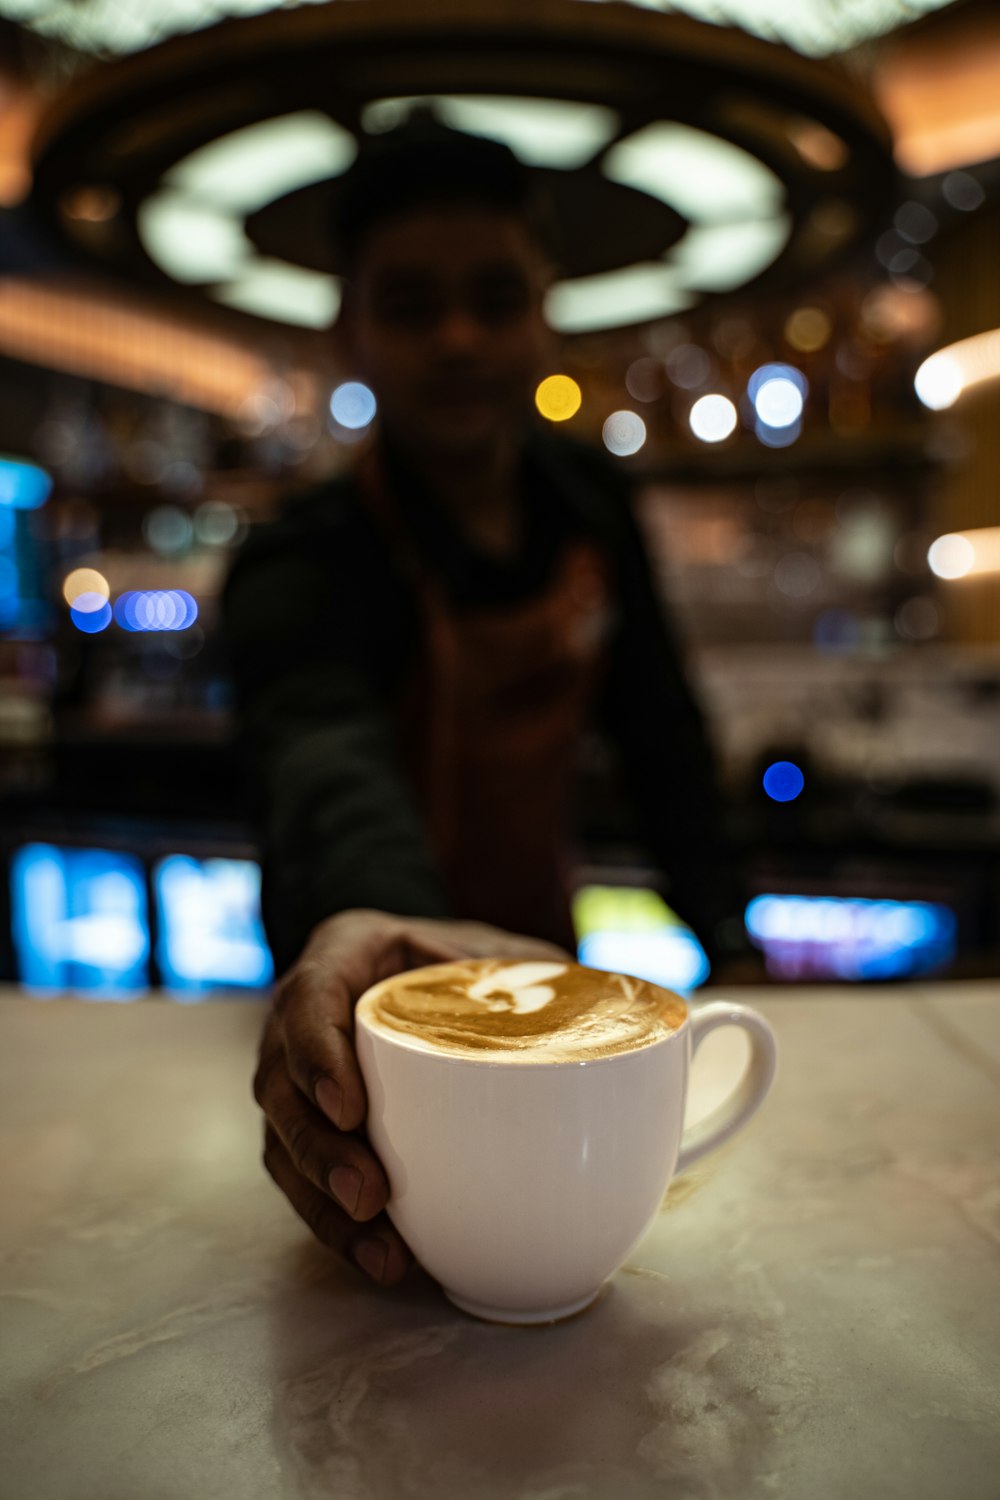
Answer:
[745,894,957,981]
[154,854,273,992]
[573,884,710,992]
[11,843,150,996]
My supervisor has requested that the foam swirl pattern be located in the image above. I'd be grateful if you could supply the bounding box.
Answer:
[356,958,687,1063]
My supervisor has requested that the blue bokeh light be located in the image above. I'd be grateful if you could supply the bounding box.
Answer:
[763,760,805,802]
[113,590,198,631]
[572,882,710,992]
[155,854,274,993]
[330,381,377,430]
[755,416,802,448]
[11,843,150,996]
[747,363,808,402]
[814,609,862,653]
[0,456,52,510]
[754,377,804,428]
[745,894,957,982]
[71,599,112,633]
[578,928,710,993]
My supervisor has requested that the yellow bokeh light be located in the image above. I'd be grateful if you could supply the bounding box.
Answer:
[535,374,582,422]
[785,306,831,353]
[63,567,109,607]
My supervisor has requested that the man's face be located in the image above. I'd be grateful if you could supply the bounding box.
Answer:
[339,204,553,460]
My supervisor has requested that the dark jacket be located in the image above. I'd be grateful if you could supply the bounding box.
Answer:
[223,429,735,973]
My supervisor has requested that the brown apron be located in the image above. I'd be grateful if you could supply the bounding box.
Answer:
[356,448,613,950]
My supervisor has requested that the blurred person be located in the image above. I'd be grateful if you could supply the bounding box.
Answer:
[223,116,748,1286]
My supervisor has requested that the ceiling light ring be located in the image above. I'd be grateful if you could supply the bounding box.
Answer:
[29,0,895,333]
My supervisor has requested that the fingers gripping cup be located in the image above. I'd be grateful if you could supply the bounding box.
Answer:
[355,959,776,1324]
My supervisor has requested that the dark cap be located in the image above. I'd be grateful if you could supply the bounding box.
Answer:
[331,108,538,267]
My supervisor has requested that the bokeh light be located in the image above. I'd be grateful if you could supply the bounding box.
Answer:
[535,374,582,422]
[113,590,199,631]
[689,393,737,443]
[0,457,53,510]
[665,344,711,390]
[814,609,862,653]
[193,500,239,547]
[763,761,805,802]
[895,596,940,641]
[748,362,805,397]
[941,171,984,212]
[63,568,109,609]
[914,353,963,411]
[71,599,112,634]
[784,306,831,353]
[754,376,805,428]
[928,534,974,579]
[786,119,848,172]
[624,358,665,403]
[889,248,932,289]
[894,201,937,244]
[755,416,802,448]
[602,411,646,457]
[774,552,821,599]
[144,506,193,556]
[330,381,377,430]
[757,380,803,430]
[744,894,956,981]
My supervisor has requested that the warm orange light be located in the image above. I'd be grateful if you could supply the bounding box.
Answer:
[60,185,122,223]
[535,374,582,422]
[915,329,1000,410]
[875,19,1000,175]
[929,528,1000,580]
[63,567,110,607]
[0,82,41,206]
[786,119,849,172]
[0,277,298,418]
[784,307,831,353]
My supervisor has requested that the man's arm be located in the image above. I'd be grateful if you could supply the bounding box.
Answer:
[255,909,569,1284]
[222,511,452,973]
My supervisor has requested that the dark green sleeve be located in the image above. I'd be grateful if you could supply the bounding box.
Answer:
[222,519,452,974]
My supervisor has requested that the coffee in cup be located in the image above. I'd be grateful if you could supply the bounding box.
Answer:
[355,958,776,1324]
[356,957,686,1061]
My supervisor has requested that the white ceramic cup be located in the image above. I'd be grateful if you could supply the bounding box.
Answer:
[355,975,777,1324]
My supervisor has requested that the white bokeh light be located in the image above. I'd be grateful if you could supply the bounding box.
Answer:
[914,353,963,411]
[330,381,377,430]
[689,393,738,443]
[602,411,647,457]
[753,376,804,428]
[928,533,975,579]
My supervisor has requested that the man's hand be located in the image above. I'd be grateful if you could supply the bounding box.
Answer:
[254,908,569,1287]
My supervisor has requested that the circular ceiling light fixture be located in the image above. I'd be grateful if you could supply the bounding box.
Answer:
[9,0,961,62]
[29,0,895,337]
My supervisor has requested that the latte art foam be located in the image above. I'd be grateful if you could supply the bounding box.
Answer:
[356,959,687,1063]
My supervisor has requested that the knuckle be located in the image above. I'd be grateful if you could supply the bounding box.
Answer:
[282,1110,343,1200]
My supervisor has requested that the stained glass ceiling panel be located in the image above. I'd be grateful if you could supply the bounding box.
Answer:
[0,0,960,60]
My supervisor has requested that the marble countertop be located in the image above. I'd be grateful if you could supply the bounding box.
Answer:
[2,982,999,1500]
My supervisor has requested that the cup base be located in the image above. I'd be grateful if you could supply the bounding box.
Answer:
[443,1288,601,1325]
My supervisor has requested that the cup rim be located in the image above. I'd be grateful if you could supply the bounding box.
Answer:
[354,960,690,1070]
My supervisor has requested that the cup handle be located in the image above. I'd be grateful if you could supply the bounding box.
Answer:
[675,1002,777,1175]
